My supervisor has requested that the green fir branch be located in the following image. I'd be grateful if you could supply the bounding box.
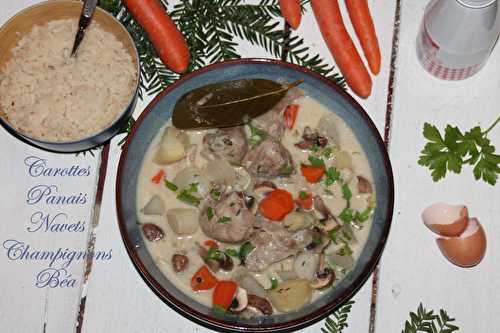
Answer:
[99,0,345,96]
[402,303,459,333]
[321,300,355,333]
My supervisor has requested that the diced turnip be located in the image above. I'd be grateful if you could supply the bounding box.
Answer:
[293,252,320,280]
[141,195,165,215]
[201,159,236,184]
[172,167,209,196]
[328,254,354,271]
[317,114,340,145]
[335,151,352,170]
[166,208,199,235]
[267,279,312,313]
[153,127,190,165]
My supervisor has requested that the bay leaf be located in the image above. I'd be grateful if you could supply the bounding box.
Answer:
[172,78,303,129]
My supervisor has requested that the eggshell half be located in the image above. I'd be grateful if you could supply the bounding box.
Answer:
[436,218,486,268]
[422,202,468,237]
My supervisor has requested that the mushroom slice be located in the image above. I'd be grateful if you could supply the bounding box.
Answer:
[310,255,335,289]
[253,181,277,196]
[247,294,273,316]
[306,227,331,254]
[316,218,341,234]
[357,176,373,194]
[229,287,248,313]
[142,223,165,242]
[172,254,189,273]
[219,252,234,272]
[196,243,220,272]
[313,195,332,221]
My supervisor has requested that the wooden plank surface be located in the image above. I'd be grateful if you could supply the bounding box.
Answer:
[375,1,500,332]
[0,0,400,332]
[0,99,101,332]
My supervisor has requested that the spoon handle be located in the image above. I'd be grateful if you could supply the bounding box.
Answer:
[71,0,98,57]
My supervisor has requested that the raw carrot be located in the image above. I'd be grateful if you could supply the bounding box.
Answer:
[191,265,218,291]
[151,169,165,184]
[310,0,372,98]
[123,0,190,73]
[259,189,295,221]
[301,164,325,183]
[296,191,313,210]
[284,104,299,129]
[279,0,302,30]
[345,0,381,75]
[212,281,238,310]
[204,240,219,249]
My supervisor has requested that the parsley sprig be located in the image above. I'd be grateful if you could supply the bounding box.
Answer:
[418,116,500,185]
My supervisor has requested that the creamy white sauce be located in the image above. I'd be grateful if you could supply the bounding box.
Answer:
[136,96,374,309]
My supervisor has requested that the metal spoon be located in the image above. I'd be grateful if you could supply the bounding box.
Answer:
[71,0,98,57]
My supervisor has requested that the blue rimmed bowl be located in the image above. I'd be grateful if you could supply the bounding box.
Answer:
[116,59,394,332]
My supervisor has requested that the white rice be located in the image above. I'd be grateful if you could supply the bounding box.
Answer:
[0,18,137,142]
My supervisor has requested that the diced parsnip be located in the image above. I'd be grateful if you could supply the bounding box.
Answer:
[141,195,165,215]
[201,159,236,184]
[283,212,314,232]
[153,127,190,165]
[233,167,252,191]
[324,241,344,255]
[328,254,354,271]
[172,167,209,196]
[350,193,371,213]
[253,272,273,290]
[293,253,320,280]
[317,114,340,145]
[347,176,360,196]
[321,195,347,217]
[335,151,353,170]
[166,208,199,235]
[233,269,267,299]
[275,270,299,281]
[267,279,312,313]
[342,223,359,244]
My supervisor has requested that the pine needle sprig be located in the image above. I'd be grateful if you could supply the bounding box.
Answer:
[402,303,459,333]
[99,0,345,96]
[99,0,178,97]
[321,300,355,333]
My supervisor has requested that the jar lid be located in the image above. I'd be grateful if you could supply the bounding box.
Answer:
[457,0,496,8]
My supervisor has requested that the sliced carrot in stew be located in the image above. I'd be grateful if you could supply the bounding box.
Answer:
[296,191,313,210]
[204,240,218,249]
[284,104,299,129]
[212,280,238,310]
[259,189,295,221]
[191,265,218,291]
[151,169,165,184]
[301,164,326,183]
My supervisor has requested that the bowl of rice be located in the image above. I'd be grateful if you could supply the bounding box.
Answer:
[0,0,140,152]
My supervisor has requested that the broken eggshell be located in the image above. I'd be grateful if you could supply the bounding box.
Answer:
[436,218,487,268]
[421,202,468,237]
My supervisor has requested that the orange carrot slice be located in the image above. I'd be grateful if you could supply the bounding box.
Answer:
[259,189,295,221]
[191,266,218,291]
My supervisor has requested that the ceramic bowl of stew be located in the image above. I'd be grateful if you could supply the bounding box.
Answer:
[116,59,394,332]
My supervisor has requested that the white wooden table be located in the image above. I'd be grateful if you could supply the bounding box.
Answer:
[1,1,499,332]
